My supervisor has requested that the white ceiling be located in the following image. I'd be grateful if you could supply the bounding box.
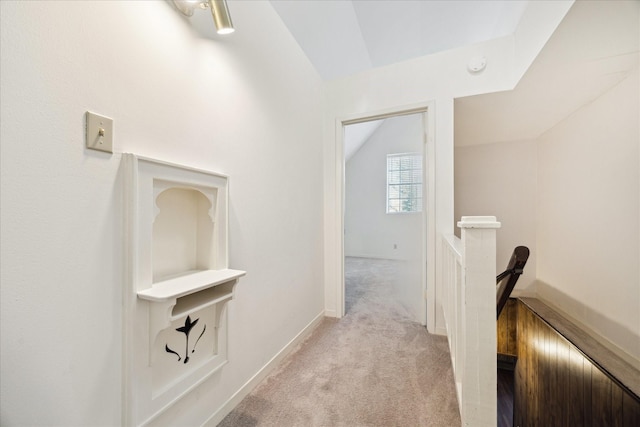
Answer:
[268,0,637,148]
[266,0,528,156]
[185,1,638,148]
[269,0,529,81]
[455,0,639,146]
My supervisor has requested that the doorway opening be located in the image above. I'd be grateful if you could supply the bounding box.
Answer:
[342,111,429,325]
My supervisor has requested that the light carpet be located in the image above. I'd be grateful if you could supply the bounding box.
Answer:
[218,257,461,426]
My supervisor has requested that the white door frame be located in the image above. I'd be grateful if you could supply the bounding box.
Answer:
[336,102,436,329]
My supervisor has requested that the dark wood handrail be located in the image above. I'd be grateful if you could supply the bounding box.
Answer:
[496,246,529,319]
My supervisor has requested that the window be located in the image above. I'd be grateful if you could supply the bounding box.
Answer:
[387,153,422,213]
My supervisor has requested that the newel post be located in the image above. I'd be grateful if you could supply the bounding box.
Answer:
[458,216,501,426]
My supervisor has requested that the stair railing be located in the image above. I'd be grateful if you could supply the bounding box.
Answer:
[496,246,529,319]
[442,216,501,427]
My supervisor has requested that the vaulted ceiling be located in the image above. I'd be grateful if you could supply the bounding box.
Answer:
[269,0,528,81]
[266,0,530,157]
[185,1,638,149]
[268,0,638,149]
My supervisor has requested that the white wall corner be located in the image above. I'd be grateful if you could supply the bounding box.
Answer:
[511,0,574,85]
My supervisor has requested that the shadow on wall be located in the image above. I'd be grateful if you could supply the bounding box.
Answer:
[533,280,640,369]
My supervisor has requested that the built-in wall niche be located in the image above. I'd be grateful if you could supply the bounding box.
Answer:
[123,154,245,426]
[152,183,218,282]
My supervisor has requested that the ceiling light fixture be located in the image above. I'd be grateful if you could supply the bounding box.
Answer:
[173,0,235,35]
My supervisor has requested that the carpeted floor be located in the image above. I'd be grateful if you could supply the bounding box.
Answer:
[218,257,461,426]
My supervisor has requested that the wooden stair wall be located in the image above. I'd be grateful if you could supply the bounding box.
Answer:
[497,297,640,426]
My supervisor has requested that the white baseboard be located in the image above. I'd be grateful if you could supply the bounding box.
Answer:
[324,309,337,318]
[202,311,325,426]
[435,325,447,336]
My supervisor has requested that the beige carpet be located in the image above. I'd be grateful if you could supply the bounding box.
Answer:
[218,257,461,426]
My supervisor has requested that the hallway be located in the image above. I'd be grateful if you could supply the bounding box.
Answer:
[219,257,460,426]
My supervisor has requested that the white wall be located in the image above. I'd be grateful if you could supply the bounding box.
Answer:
[322,1,572,329]
[345,114,423,261]
[453,0,639,364]
[454,139,537,291]
[536,70,640,362]
[323,35,515,328]
[453,59,639,364]
[0,1,324,426]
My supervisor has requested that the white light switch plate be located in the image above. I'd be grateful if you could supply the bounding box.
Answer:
[86,111,113,153]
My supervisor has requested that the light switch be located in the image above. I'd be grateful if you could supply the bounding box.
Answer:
[86,111,113,153]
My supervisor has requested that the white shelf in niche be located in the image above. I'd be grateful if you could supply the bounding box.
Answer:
[140,268,246,358]
[138,269,246,303]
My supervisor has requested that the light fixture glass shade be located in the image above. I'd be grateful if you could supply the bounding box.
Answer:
[209,0,235,34]
[172,0,197,17]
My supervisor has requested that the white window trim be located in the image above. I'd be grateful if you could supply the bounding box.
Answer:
[386,152,422,214]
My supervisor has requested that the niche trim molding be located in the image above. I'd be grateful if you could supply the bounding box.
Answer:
[122,153,245,426]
